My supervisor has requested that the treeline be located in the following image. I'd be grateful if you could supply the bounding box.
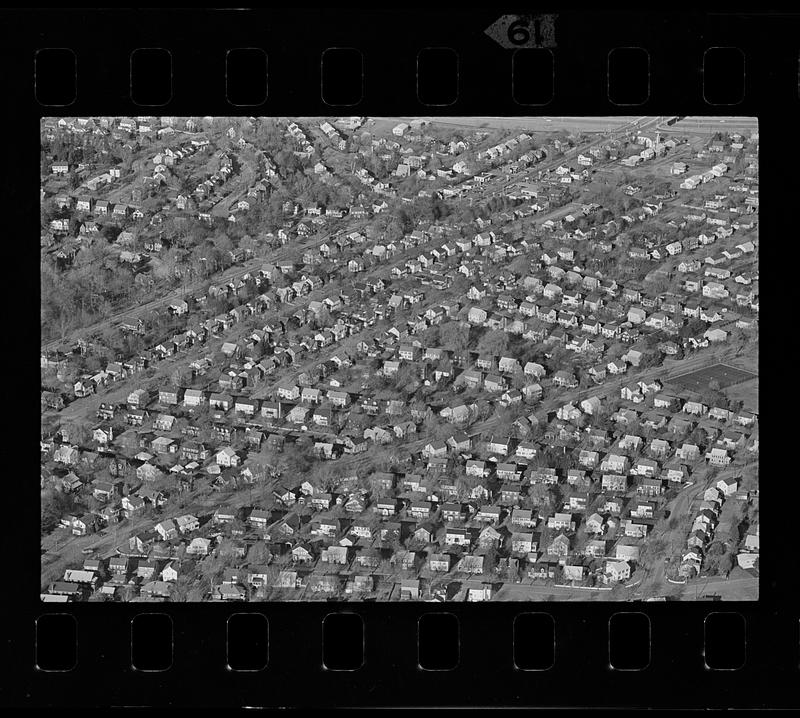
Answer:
[41,128,136,175]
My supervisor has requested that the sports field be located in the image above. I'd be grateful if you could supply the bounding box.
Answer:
[668,363,758,392]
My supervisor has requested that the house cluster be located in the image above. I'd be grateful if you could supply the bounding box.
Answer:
[477,133,533,162]
[680,135,758,195]
[680,471,757,579]
[619,134,677,167]
[318,120,347,151]
[41,523,200,602]
[42,315,758,600]
[43,116,201,149]
[43,131,215,269]
[460,240,755,359]
[285,121,316,159]
[42,118,758,601]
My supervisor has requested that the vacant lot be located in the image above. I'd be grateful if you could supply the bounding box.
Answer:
[669,363,758,392]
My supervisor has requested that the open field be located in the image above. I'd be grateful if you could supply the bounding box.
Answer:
[668,363,758,392]
[723,377,759,413]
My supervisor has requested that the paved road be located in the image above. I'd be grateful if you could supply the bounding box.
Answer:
[670,480,705,520]
[678,574,758,601]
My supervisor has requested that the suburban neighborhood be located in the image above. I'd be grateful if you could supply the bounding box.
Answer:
[40,116,758,602]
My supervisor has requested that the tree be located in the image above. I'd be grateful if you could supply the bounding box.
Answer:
[439,321,469,352]
[393,364,419,395]
[476,329,509,358]
[65,419,92,447]
[101,224,122,244]
[719,551,734,577]
[529,482,551,507]
[704,541,725,575]
[239,233,257,256]
[420,324,441,347]
[639,537,669,569]
[700,385,728,411]
[170,365,194,387]
[482,546,498,576]
[41,489,76,535]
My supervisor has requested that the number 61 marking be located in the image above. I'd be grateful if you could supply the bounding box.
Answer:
[485,14,557,49]
[507,18,543,46]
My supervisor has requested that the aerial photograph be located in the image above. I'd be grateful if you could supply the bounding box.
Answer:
[40,115,759,602]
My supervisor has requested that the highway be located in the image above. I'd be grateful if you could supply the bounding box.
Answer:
[383,116,656,136]
[656,116,758,135]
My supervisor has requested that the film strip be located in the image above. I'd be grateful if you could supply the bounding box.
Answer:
[6,6,797,711]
